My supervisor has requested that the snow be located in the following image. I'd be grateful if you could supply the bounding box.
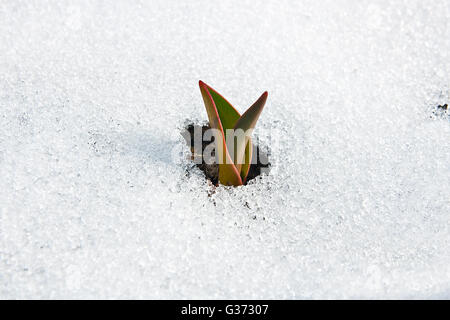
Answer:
[0,0,449,299]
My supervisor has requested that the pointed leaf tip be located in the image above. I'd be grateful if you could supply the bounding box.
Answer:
[231,90,268,182]
[234,90,267,132]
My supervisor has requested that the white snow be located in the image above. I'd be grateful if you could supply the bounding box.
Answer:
[0,0,449,299]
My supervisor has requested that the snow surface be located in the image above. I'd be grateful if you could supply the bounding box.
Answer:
[0,0,449,299]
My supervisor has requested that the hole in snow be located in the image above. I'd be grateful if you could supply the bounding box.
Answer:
[181,123,270,186]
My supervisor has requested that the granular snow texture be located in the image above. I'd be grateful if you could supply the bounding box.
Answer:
[0,0,449,299]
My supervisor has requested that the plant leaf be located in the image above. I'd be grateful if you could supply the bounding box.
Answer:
[199,81,243,186]
[208,89,240,132]
[232,91,268,182]
[239,140,252,182]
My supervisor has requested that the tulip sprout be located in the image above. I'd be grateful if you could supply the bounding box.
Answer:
[198,81,268,186]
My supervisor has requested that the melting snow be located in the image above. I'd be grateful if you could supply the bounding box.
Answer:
[0,0,449,298]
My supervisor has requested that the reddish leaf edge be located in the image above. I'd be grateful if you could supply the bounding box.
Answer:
[199,80,241,117]
[199,80,243,186]
[236,91,268,183]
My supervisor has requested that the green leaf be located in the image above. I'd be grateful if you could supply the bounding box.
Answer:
[198,81,268,186]
[208,89,240,133]
[199,81,243,186]
[231,91,268,182]
[239,140,252,183]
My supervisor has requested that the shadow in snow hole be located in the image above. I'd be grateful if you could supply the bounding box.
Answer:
[181,123,270,186]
